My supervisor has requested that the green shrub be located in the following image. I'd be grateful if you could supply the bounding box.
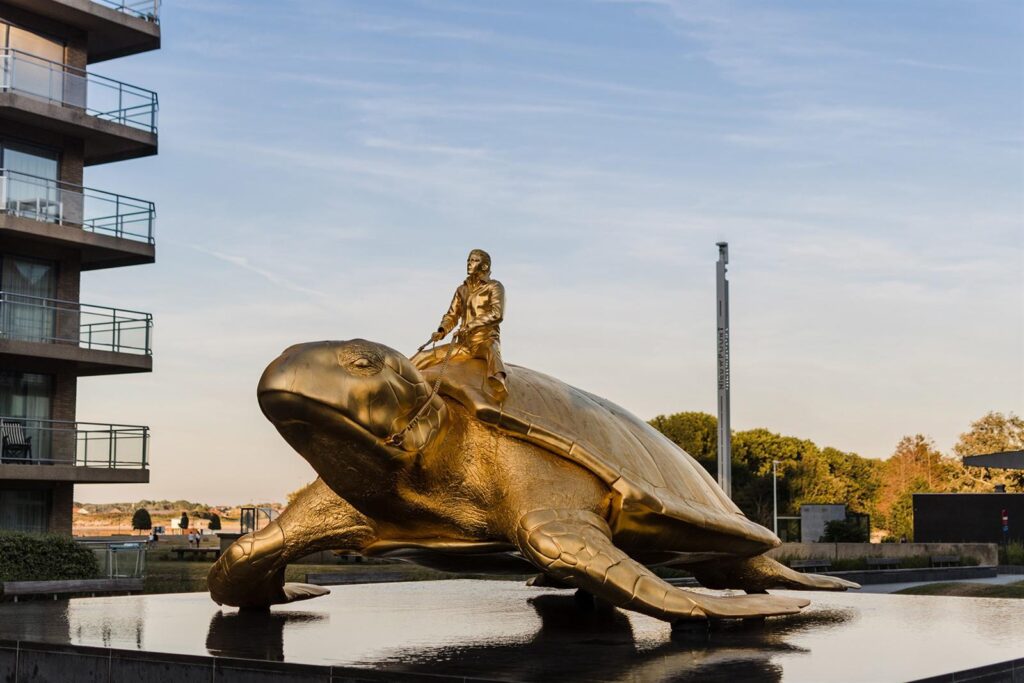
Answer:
[821,519,869,543]
[999,542,1024,566]
[0,532,100,582]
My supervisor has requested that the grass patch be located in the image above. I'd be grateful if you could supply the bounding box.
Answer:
[895,580,1024,599]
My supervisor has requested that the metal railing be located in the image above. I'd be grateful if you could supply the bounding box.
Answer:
[92,0,161,23]
[0,417,149,468]
[0,169,155,243]
[0,48,158,133]
[81,540,148,578]
[0,291,152,355]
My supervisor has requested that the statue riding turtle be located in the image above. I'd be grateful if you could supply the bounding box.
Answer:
[208,340,856,623]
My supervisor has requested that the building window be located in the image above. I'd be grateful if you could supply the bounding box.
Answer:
[0,255,57,343]
[0,489,50,533]
[0,371,53,462]
[0,21,66,104]
[0,141,60,223]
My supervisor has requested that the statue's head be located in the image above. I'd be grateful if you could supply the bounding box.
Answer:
[257,340,448,496]
[467,249,491,278]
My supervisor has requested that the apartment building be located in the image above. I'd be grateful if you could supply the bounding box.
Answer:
[0,0,159,534]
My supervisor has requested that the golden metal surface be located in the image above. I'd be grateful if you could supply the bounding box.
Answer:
[411,249,507,399]
[209,269,857,622]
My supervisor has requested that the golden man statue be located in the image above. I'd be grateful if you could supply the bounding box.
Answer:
[412,249,508,399]
[208,252,857,624]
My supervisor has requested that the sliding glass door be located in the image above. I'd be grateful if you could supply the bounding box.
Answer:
[0,371,53,463]
[1,142,60,223]
[1,255,56,344]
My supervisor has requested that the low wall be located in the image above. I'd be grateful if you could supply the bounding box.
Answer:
[767,542,999,566]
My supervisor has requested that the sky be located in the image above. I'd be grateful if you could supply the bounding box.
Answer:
[77,0,1023,504]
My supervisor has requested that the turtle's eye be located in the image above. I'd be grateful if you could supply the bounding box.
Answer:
[345,355,383,376]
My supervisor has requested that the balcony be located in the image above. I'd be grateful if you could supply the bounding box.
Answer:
[0,417,148,484]
[1,0,160,63]
[0,292,152,375]
[0,49,158,164]
[93,0,161,24]
[0,169,155,268]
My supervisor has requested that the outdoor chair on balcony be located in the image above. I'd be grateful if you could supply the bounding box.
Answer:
[0,420,32,463]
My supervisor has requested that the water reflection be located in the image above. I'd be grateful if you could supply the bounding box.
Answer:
[206,609,326,661]
[0,584,1020,683]
[359,595,851,682]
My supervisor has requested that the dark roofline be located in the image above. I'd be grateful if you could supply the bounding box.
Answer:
[963,450,1024,470]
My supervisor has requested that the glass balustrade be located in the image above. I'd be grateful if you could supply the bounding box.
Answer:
[0,48,158,133]
[92,0,161,23]
[0,291,152,355]
[0,169,155,243]
[0,416,148,469]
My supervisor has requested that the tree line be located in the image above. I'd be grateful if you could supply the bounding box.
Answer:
[648,411,1023,540]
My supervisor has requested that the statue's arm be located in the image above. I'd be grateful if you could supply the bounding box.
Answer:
[438,286,464,335]
[464,281,504,331]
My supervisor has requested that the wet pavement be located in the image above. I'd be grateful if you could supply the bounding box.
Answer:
[1,579,1023,682]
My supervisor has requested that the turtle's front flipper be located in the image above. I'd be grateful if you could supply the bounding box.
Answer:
[515,510,809,622]
[208,478,377,609]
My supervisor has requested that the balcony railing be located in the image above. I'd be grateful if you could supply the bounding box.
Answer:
[0,48,158,133]
[92,0,161,24]
[0,417,148,469]
[0,291,152,355]
[0,169,154,243]
[80,540,148,578]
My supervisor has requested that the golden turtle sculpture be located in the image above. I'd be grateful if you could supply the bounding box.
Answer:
[208,339,856,622]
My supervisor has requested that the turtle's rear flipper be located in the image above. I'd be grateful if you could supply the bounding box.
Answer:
[691,555,860,592]
[515,509,811,622]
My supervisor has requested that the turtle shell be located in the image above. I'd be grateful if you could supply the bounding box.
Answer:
[423,359,780,556]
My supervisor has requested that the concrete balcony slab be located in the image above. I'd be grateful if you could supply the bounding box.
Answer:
[0,91,157,165]
[0,214,154,270]
[0,338,152,375]
[0,462,148,483]
[1,0,160,63]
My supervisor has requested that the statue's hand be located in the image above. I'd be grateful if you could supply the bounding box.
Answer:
[430,330,445,343]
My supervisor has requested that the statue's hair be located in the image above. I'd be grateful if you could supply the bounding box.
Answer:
[469,249,491,273]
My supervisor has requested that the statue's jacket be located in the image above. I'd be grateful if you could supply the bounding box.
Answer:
[440,275,505,347]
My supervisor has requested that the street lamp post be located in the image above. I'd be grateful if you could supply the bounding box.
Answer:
[772,459,780,537]
[716,242,731,498]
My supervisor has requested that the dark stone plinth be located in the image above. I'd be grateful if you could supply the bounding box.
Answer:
[0,579,1022,682]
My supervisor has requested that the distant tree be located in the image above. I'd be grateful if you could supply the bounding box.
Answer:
[648,411,718,476]
[954,411,1024,457]
[207,513,222,531]
[179,512,189,531]
[131,508,152,532]
[954,412,1024,490]
[875,435,961,539]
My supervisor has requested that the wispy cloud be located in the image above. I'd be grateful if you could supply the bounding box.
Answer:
[179,243,330,299]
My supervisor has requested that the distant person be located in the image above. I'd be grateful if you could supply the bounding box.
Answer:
[188,530,196,547]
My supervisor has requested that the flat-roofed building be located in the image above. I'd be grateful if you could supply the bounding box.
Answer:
[0,0,159,534]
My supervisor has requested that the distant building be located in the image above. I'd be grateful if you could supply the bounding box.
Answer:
[914,493,1024,544]
[800,504,847,543]
[0,0,159,533]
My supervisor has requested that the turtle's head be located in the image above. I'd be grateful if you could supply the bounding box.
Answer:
[257,340,448,486]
